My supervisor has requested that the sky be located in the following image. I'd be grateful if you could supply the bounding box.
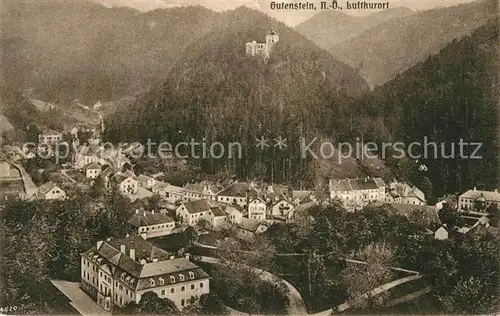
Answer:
[93,0,479,25]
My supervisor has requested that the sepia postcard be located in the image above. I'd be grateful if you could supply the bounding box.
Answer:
[0,0,499,315]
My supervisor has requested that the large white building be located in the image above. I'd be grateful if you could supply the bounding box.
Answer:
[329,177,386,211]
[176,199,215,227]
[458,187,500,212]
[217,182,258,208]
[81,235,210,311]
[128,210,175,239]
[38,129,62,145]
[37,181,66,200]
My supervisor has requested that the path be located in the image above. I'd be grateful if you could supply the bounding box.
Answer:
[386,286,431,307]
[197,256,307,315]
[9,160,38,200]
[61,169,78,183]
[195,242,425,315]
[50,280,110,316]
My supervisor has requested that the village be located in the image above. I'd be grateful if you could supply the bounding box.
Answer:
[0,104,498,315]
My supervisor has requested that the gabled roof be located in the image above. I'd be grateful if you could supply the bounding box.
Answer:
[407,187,425,202]
[112,173,136,184]
[460,189,500,202]
[225,204,244,215]
[272,198,293,207]
[38,181,59,195]
[330,177,385,191]
[184,183,204,194]
[128,211,174,227]
[100,168,113,177]
[210,206,226,217]
[218,182,257,198]
[249,197,266,204]
[153,181,169,189]
[40,129,62,136]
[137,175,152,183]
[181,199,213,214]
[166,185,184,194]
[84,163,102,171]
[293,201,318,214]
[83,236,210,291]
[238,218,266,232]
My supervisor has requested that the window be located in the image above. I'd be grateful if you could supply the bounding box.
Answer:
[181,286,185,292]
[189,272,195,279]
[119,285,123,291]
[161,290,165,295]
[170,288,175,293]
[179,274,185,281]
[150,278,155,286]
[159,277,164,285]
[200,282,203,288]
[170,276,175,283]
[181,299,185,306]
[126,289,128,295]
[191,284,195,290]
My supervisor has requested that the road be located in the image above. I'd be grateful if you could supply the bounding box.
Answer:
[50,280,110,316]
[195,242,424,315]
[198,256,307,315]
[8,160,38,200]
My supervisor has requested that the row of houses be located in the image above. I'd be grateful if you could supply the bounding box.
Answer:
[329,177,430,211]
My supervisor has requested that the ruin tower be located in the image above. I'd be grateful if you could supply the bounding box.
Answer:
[265,29,279,58]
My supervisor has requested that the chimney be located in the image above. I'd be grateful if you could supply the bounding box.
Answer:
[495,189,498,193]
[126,233,129,238]
[474,187,477,191]
[143,211,146,216]
[120,244,126,254]
[130,249,136,261]
[151,210,155,214]
[135,209,139,214]
[169,255,175,260]
[140,233,147,240]
[139,259,147,265]
[97,240,103,249]
[152,258,158,262]
[184,253,190,261]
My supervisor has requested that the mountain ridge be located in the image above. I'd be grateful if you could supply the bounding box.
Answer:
[327,0,498,88]
[295,6,415,48]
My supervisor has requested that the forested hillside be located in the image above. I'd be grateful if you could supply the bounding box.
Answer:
[345,20,499,196]
[1,0,218,103]
[328,0,497,88]
[104,7,368,184]
[296,7,414,48]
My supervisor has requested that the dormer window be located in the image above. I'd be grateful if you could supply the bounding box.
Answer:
[189,272,195,279]
[170,276,175,283]
[159,277,165,285]
[150,278,155,286]
[179,274,185,281]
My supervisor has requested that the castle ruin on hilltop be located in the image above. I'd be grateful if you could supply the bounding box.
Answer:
[245,29,279,62]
